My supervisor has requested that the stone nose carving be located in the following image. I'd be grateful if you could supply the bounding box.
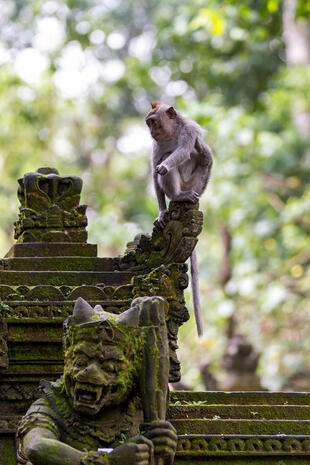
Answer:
[76,362,108,385]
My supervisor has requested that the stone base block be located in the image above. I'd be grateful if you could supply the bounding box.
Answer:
[5,243,97,258]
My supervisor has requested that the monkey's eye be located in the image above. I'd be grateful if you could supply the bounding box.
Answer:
[146,119,152,128]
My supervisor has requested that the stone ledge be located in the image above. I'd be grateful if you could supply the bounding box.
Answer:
[171,419,310,435]
[168,404,310,420]
[0,270,133,286]
[0,257,119,272]
[170,391,310,406]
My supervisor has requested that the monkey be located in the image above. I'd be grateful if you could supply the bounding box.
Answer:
[146,101,213,226]
[145,101,213,337]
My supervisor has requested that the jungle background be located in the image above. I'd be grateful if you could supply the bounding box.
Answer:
[0,0,309,390]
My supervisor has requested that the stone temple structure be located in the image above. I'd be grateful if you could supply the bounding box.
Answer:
[0,167,310,464]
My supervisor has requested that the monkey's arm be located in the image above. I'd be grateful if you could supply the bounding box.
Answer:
[153,170,168,228]
[159,128,196,173]
[152,145,168,227]
[154,177,167,212]
[152,146,167,212]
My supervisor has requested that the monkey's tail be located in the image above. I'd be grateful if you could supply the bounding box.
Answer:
[190,249,203,337]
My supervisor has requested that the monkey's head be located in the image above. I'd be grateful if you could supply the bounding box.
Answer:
[146,102,177,142]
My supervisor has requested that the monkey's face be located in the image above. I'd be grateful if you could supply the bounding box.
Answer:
[146,113,175,142]
[146,116,163,141]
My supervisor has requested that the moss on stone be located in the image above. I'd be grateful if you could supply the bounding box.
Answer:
[171,419,310,435]
[168,404,310,421]
[169,391,310,406]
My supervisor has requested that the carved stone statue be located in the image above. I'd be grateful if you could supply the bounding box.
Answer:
[221,334,264,391]
[16,296,177,465]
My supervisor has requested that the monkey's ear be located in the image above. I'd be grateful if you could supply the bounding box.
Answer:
[166,106,177,119]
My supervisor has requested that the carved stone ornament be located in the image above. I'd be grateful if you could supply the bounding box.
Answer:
[0,319,8,369]
[132,263,189,383]
[119,200,203,272]
[16,296,177,465]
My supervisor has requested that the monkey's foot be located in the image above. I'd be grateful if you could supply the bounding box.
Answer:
[154,210,167,228]
[174,191,199,203]
[156,164,168,176]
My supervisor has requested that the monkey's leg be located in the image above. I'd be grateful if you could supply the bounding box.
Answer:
[154,210,168,228]
[172,190,199,203]
[161,168,199,203]
[195,138,213,166]
[190,164,211,198]
[191,140,213,197]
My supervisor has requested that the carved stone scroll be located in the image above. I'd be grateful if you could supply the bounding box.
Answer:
[119,201,203,272]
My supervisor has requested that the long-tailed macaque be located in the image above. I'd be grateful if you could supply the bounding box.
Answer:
[146,101,213,336]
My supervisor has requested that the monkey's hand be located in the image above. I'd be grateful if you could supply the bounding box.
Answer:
[154,210,167,228]
[156,164,168,176]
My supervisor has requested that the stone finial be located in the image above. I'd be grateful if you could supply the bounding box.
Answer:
[37,167,59,175]
[14,167,88,243]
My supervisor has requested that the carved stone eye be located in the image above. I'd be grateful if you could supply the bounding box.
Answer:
[104,362,117,373]
[75,356,88,367]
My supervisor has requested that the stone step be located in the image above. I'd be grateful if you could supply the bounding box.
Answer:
[0,257,119,271]
[8,342,63,362]
[170,391,310,406]
[5,243,97,258]
[171,419,310,435]
[2,363,63,376]
[0,271,133,286]
[7,321,62,343]
[168,404,310,420]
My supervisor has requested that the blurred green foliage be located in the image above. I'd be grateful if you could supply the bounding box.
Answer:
[0,0,309,389]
